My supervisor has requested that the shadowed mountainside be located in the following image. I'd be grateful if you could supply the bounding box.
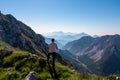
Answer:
[0,12,47,54]
[58,49,91,73]
[63,36,94,55]
[63,35,120,76]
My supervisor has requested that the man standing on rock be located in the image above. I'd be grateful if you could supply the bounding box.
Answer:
[47,38,58,68]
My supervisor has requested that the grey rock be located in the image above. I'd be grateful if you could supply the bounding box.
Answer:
[6,67,11,72]
[25,71,38,80]
[22,58,28,62]
[0,49,13,58]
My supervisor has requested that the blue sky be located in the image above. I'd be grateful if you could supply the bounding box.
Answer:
[0,0,120,35]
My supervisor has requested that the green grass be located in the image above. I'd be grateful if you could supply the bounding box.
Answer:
[0,49,78,80]
[0,40,12,50]
[0,52,120,80]
[3,51,29,67]
[0,40,21,51]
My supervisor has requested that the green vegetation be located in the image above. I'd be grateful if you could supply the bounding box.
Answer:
[0,40,13,50]
[0,40,120,80]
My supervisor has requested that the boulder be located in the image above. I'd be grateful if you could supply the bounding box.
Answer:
[25,71,38,80]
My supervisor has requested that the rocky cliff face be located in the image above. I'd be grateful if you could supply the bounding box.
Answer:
[0,12,47,54]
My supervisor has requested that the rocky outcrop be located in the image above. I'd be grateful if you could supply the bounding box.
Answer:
[0,12,48,54]
[0,48,13,58]
[25,71,38,80]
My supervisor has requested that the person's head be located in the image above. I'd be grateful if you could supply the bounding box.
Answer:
[51,38,55,43]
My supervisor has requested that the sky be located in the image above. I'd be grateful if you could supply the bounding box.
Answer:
[0,0,120,36]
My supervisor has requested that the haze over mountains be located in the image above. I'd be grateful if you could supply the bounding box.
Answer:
[0,12,120,77]
[43,31,90,46]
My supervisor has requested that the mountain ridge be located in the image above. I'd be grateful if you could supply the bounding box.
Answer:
[0,12,48,54]
[64,34,120,75]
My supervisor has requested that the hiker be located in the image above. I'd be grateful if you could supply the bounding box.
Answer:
[47,38,58,68]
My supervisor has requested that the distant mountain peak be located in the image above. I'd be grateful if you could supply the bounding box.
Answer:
[6,14,17,21]
[43,31,89,45]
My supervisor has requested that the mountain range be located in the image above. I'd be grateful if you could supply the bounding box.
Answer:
[43,31,89,45]
[63,35,120,75]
